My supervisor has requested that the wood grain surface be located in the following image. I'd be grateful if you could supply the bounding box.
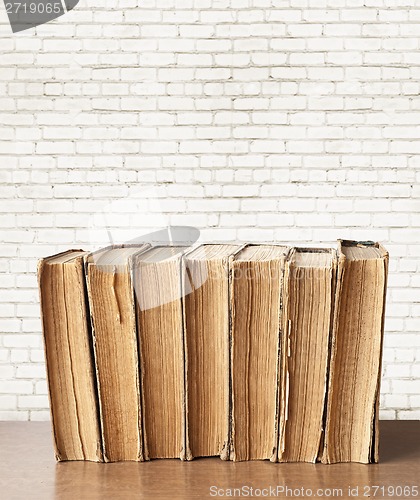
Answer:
[0,422,419,499]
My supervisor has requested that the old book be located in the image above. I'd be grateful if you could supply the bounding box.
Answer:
[182,244,238,460]
[85,244,150,462]
[278,248,336,463]
[134,246,186,459]
[38,250,102,462]
[230,244,289,462]
[322,240,388,464]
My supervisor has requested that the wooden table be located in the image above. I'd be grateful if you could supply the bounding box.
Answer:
[0,421,419,499]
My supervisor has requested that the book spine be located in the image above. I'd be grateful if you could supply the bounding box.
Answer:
[84,258,108,462]
[37,258,62,462]
[39,253,103,463]
[321,248,346,465]
[220,255,231,461]
[129,254,146,462]
[317,250,338,463]
[227,244,248,462]
[227,253,235,461]
[371,249,389,463]
[75,256,103,463]
[271,250,290,463]
[277,251,293,463]
[180,255,192,461]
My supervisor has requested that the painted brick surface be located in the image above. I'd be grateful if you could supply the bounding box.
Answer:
[0,0,419,420]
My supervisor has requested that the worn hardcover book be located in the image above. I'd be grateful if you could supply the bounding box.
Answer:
[39,239,389,465]
[278,248,337,463]
[182,244,238,460]
[230,244,289,461]
[38,250,102,462]
[322,240,388,464]
[133,246,186,459]
[85,244,150,462]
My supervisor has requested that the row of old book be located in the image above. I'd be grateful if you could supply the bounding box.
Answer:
[38,239,388,464]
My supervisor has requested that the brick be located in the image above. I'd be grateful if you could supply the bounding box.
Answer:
[29,411,51,421]
[18,395,49,409]
[0,396,17,411]
[0,381,33,394]
[393,380,420,395]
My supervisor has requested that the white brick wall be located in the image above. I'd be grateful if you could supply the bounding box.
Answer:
[0,0,420,421]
